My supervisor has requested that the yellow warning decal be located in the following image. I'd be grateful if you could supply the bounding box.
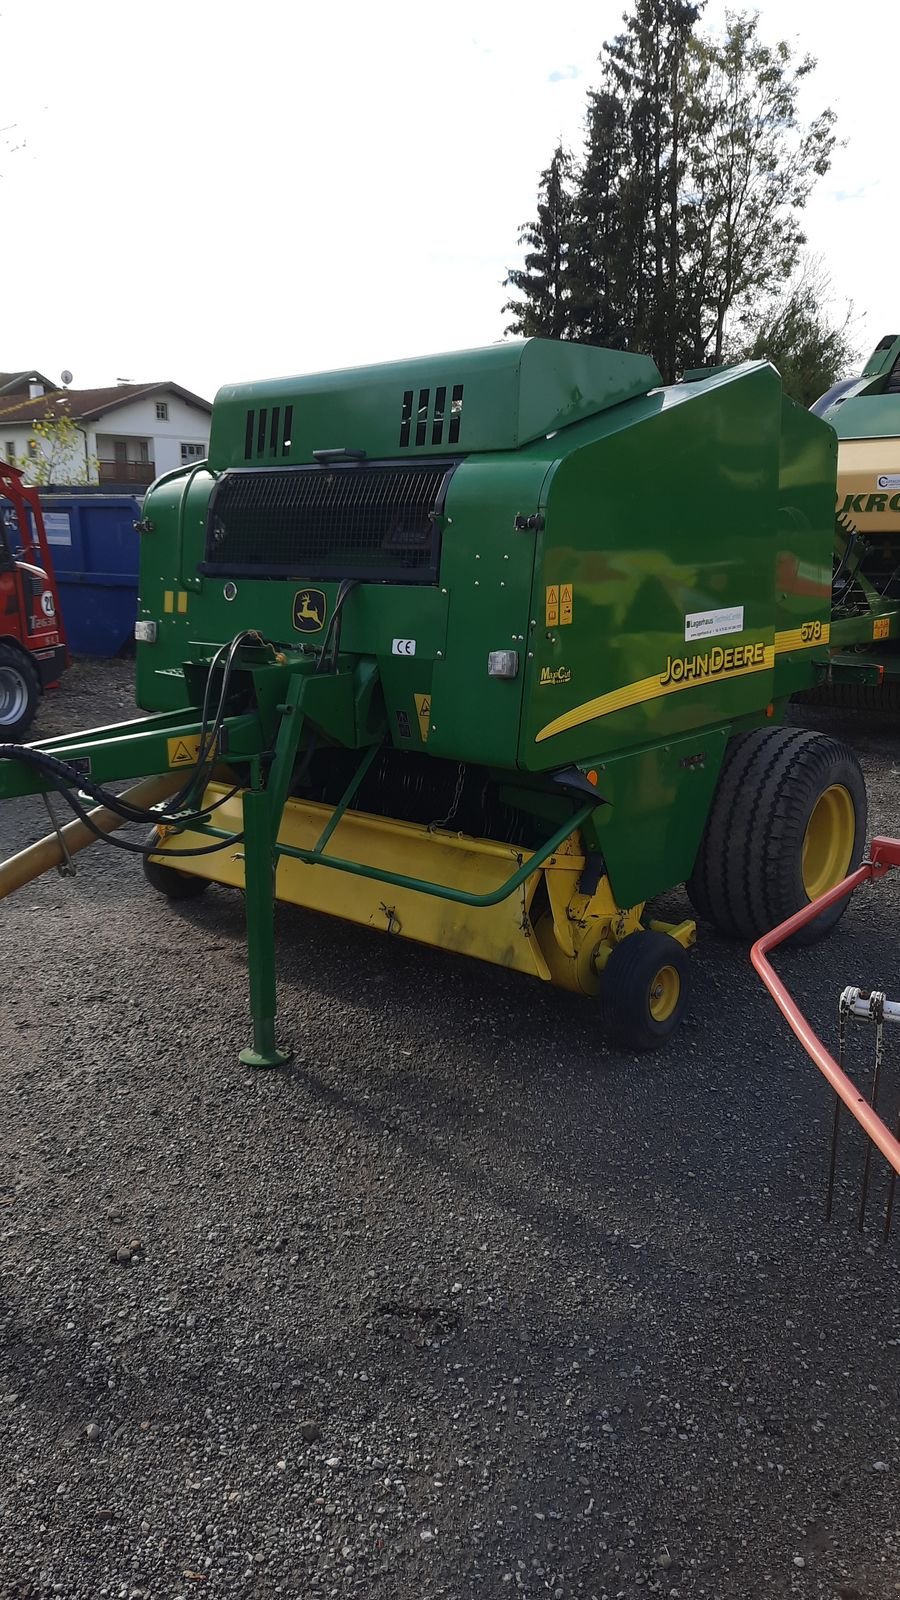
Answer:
[536,642,774,743]
[167,734,203,768]
[545,582,573,626]
[774,620,830,652]
[874,616,891,641]
[414,693,431,742]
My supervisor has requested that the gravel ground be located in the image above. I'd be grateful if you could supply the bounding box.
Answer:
[2,657,900,1600]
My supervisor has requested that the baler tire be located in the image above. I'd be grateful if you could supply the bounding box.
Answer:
[599,930,689,1052]
[795,680,900,714]
[143,830,210,900]
[687,727,866,946]
[0,643,40,742]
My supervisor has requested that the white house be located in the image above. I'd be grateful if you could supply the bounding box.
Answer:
[0,371,211,488]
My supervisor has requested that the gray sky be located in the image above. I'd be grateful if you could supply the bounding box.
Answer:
[1,0,894,400]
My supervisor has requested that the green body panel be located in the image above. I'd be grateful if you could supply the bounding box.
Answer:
[829,396,900,441]
[589,727,730,906]
[817,332,900,440]
[860,334,900,380]
[209,340,662,466]
[426,455,549,766]
[518,364,782,768]
[771,395,834,700]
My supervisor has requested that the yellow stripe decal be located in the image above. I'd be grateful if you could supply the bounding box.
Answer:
[774,621,831,652]
[535,644,775,744]
[163,590,174,614]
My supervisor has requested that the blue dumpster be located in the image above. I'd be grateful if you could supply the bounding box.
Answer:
[38,490,141,657]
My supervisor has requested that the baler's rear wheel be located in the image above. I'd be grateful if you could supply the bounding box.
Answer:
[599,930,689,1051]
[143,828,210,900]
[687,727,866,946]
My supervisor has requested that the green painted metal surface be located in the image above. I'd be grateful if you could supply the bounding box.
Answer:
[517,364,784,771]
[817,331,900,438]
[861,335,900,380]
[829,396,900,441]
[208,340,662,467]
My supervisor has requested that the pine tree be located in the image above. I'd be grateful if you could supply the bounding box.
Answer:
[567,90,627,346]
[502,146,574,338]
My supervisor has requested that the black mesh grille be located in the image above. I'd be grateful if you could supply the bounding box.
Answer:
[201,460,457,582]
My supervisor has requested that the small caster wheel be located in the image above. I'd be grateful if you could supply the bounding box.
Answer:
[142,828,209,900]
[599,929,689,1051]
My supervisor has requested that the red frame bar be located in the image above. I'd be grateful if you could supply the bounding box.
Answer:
[750,838,900,1177]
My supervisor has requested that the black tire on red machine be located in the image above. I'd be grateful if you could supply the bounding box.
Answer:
[142,828,210,899]
[0,642,40,742]
[687,727,867,945]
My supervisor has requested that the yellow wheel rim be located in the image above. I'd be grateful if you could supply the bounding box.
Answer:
[802,784,855,900]
[649,964,680,1022]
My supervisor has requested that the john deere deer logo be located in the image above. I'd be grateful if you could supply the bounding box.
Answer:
[292,588,327,633]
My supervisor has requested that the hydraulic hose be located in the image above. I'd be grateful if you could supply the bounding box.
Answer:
[0,773,183,900]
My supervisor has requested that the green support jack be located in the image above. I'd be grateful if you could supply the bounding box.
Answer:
[236,683,314,1069]
[238,786,293,1070]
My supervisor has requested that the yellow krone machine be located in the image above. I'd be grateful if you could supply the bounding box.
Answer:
[812,333,900,707]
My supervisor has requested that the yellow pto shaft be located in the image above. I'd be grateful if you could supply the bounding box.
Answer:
[0,774,183,900]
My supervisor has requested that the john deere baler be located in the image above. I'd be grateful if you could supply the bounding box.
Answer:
[1,340,895,1058]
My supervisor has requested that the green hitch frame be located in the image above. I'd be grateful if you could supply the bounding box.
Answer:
[219,677,599,1066]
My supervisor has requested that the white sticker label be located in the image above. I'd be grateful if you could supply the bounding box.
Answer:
[40,590,56,617]
[392,638,416,656]
[877,474,900,490]
[43,511,72,546]
[684,605,744,642]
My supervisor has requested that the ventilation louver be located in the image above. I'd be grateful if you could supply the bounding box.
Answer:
[399,384,463,448]
[243,405,294,460]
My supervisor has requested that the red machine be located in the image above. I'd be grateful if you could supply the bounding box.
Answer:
[753,838,900,1236]
[0,461,68,739]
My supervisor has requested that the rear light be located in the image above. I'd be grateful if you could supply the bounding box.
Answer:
[487,650,519,679]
